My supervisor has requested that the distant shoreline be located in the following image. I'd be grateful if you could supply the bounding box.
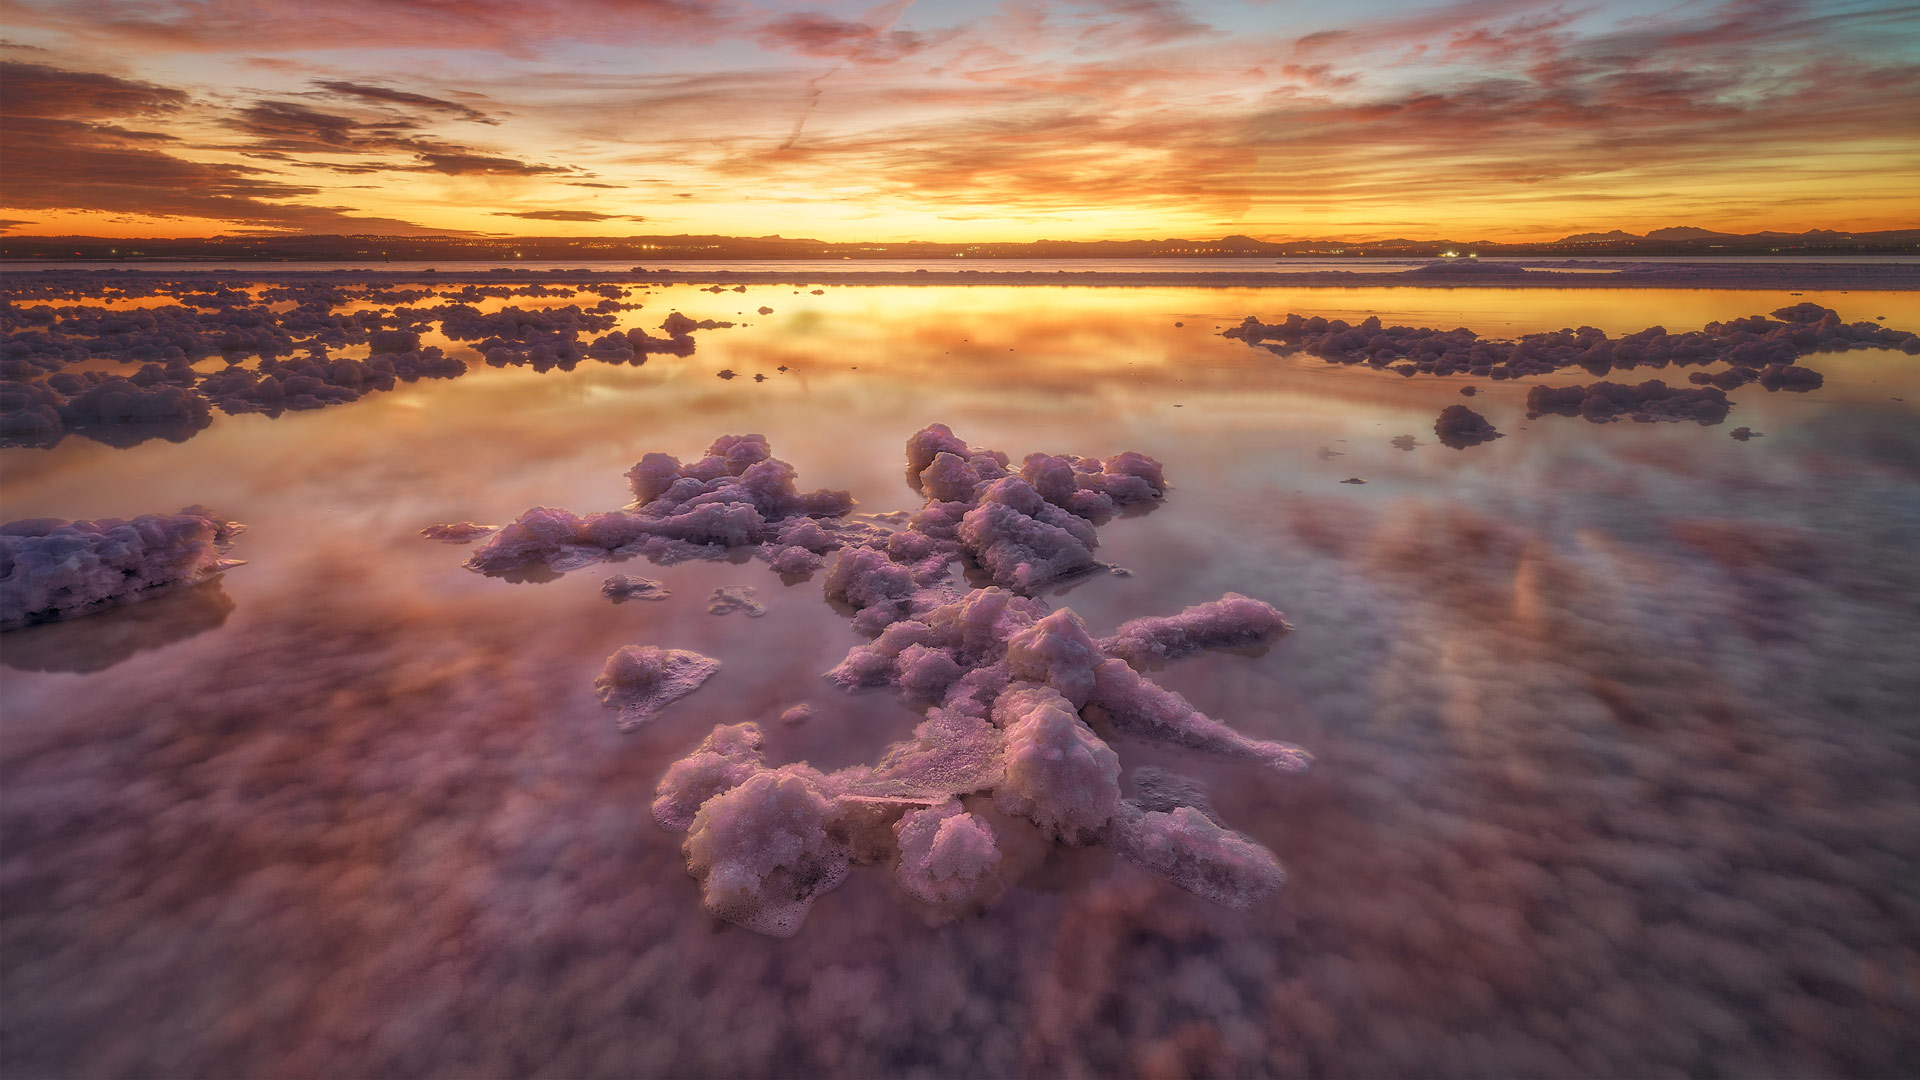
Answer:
[3,263,1918,291]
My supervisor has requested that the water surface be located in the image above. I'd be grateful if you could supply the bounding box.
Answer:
[4,283,1918,1077]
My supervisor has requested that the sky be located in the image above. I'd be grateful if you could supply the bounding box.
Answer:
[1,0,1916,242]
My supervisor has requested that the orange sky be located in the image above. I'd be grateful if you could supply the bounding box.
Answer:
[2,0,1917,242]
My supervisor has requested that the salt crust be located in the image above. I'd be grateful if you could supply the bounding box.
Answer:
[1,506,244,629]
[473,426,1309,935]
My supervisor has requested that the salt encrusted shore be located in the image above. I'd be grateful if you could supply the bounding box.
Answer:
[5,262,1919,290]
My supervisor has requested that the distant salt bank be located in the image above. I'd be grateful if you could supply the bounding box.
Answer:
[5,262,1919,290]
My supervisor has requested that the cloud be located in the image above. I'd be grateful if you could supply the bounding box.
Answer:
[0,60,188,119]
[1075,0,1211,47]
[0,63,440,233]
[227,100,568,176]
[756,12,939,63]
[310,80,499,124]
[489,210,648,222]
[3,0,733,55]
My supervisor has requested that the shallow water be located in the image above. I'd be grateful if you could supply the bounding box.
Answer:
[9,254,1920,274]
[4,283,1919,1077]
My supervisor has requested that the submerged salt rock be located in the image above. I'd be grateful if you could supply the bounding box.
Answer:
[894,800,1002,906]
[1129,765,1224,825]
[1526,380,1731,424]
[684,770,850,937]
[653,723,766,830]
[602,574,670,601]
[593,645,721,731]
[707,585,766,617]
[1107,802,1286,911]
[993,687,1121,843]
[420,521,494,543]
[1090,658,1313,773]
[1101,593,1290,669]
[1,506,244,629]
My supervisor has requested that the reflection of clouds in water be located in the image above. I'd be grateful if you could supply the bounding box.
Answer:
[3,290,1919,1076]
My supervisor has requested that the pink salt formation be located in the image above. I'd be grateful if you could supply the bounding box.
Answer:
[1525,380,1732,424]
[0,276,732,448]
[477,426,1308,935]
[464,426,1308,934]
[593,645,721,732]
[1434,405,1503,448]
[421,522,495,543]
[706,585,766,617]
[601,574,669,601]
[1,507,244,629]
[463,433,860,575]
[1225,304,1917,385]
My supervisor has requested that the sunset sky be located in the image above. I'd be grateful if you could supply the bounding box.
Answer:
[2,0,1916,242]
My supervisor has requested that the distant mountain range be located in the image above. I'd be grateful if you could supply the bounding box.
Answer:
[3,227,1916,262]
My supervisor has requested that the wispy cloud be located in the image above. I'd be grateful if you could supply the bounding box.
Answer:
[3,0,1916,239]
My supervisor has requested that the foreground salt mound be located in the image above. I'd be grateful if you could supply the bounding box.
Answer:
[1,506,243,629]
[893,800,1002,906]
[464,426,1308,935]
[683,771,850,938]
[593,645,720,731]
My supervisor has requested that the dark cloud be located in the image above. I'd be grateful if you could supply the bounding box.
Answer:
[489,210,648,222]
[228,100,567,176]
[414,150,568,176]
[0,64,438,232]
[0,60,188,119]
[310,80,498,124]
[4,0,732,54]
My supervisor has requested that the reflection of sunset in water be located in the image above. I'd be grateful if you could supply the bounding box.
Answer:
[4,285,1919,1077]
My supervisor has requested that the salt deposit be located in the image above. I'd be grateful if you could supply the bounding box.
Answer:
[468,426,1310,934]
[1226,304,1917,389]
[465,434,858,575]
[1433,405,1503,448]
[420,522,495,543]
[601,574,670,601]
[0,276,736,448]
[592,645,721,731]
[1,507,244,629]
[707,585,766,617]
[1525,380,1732,424]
